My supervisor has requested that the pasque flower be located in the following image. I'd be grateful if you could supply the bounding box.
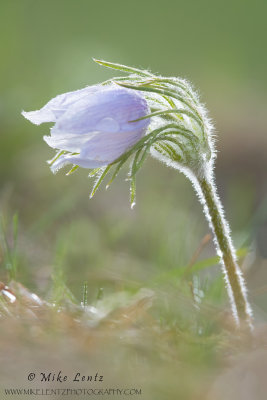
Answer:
[22,59,253,331]
[22,84,150,172]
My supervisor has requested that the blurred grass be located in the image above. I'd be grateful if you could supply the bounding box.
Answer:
[0,0,267,398]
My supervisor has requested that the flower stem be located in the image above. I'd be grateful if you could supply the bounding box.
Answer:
[195,171,253,330]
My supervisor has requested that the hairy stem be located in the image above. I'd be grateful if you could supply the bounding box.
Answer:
[194,171,253,330]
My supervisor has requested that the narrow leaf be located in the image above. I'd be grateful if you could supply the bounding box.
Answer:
[130,174,136,209]
[90,165,112,198]
[106,158,127,189]
[47,150,65,166]
[93,59,153,77]
[88,168,101,177]
[116,82,202,126]
[66,165,79,176]
[129,108,201,127]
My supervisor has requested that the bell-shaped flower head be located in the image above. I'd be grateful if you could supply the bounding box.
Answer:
[22,59,214,207]
[22,84,150,172]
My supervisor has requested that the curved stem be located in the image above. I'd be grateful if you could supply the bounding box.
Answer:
[193,170,253,330]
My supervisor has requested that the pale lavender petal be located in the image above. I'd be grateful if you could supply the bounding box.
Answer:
[80,129,147,163]
[50,128,147,172]
[54,85,150,135]
[48,128,145,166]
[43,132,98,153]
[22,85,99,125]
[51,153,106,173]
[21,109,54,125]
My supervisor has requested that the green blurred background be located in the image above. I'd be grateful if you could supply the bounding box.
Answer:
[1,1,267,399]
[0,0,267,309]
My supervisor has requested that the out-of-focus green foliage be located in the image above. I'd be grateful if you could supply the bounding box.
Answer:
[0,1,267,398]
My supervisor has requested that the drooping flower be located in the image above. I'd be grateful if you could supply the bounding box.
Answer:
[21,59,253,328]
[22,84,150,172]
